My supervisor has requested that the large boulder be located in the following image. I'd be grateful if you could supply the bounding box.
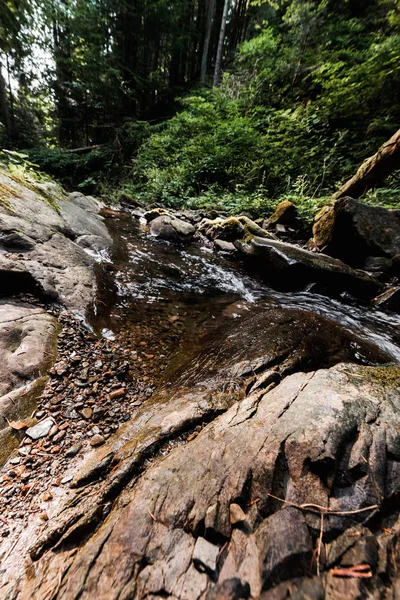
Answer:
[0,301,58,461]
[5,361,400,599]
[0,171,112,311]
[235,237,382,300]
[313,197,400,266]
[149,214,196,243]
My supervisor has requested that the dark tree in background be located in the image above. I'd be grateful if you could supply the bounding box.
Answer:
[0,0,252,148]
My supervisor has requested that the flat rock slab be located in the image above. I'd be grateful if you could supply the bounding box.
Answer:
[0,171,111,311]
[235,237,381,300]
[6,363,400,599]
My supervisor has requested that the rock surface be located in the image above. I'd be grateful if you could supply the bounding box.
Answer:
[0,171,111,311]
[0,302,58,454]
[313,197,400,265]
[4,362,400,599]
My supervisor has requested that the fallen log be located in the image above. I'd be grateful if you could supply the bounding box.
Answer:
[333,128,400,199]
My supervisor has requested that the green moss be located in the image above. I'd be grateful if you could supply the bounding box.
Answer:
[0,167,64,213]
[345,365,400,387]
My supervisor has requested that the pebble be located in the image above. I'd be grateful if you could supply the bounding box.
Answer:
[65,443,82,457]
[90,434,105,447]
[229,503,246,525]
[81,407,93,420]
[61,475,73,484]
[109,388,125,399]
[42,491,53,501]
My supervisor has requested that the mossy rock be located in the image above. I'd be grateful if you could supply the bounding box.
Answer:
[198,215,275,243]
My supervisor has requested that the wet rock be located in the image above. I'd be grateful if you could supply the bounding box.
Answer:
[214,239,237,253]
[235,237,382,300]
[25,417,54,440]
[90,434,105,447]
[149,215,195,243]
[313,197,400,266]
[372,285,400,312]
[199,216,273,243]
[263,200,299,230]
[193,537,220,577]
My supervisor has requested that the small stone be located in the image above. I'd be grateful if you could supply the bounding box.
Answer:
[90,434,105,447]
[53,430,66,443]
[39,512,49,522]
[110,388,125,399]
[49,424,59,437]
[229,503,246,525]
[81,407,93,420]
[42,491,53,501]
[61,474,73,485]
[65,443,82,458]
[26,418,54,440]
[54,360,68,376]
[9,457,21,465]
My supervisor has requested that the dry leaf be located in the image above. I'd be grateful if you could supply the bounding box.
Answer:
[9,420,28,430]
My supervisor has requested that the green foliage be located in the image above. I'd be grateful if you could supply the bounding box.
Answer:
[111,0,400,223]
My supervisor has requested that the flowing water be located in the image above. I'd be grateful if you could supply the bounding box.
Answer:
[92,212,400,367]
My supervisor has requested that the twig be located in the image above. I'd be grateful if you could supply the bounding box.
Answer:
[317,512,324,576]
[331,564,372,578]
[267,494,378,516]
[0,515,9,526]
[246,498,260,507]
[267,493,378,576]
[218,541,228,557]
[147,508,157,522]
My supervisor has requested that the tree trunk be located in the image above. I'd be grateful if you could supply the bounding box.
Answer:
[333,129,400,199]
[0,62,10,140]
[213,0,230,87]
[200,0,215,84]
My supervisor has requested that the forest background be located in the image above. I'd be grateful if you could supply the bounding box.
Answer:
[1,0,400,222]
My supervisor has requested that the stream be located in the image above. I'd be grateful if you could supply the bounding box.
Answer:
[93,212,400,369]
